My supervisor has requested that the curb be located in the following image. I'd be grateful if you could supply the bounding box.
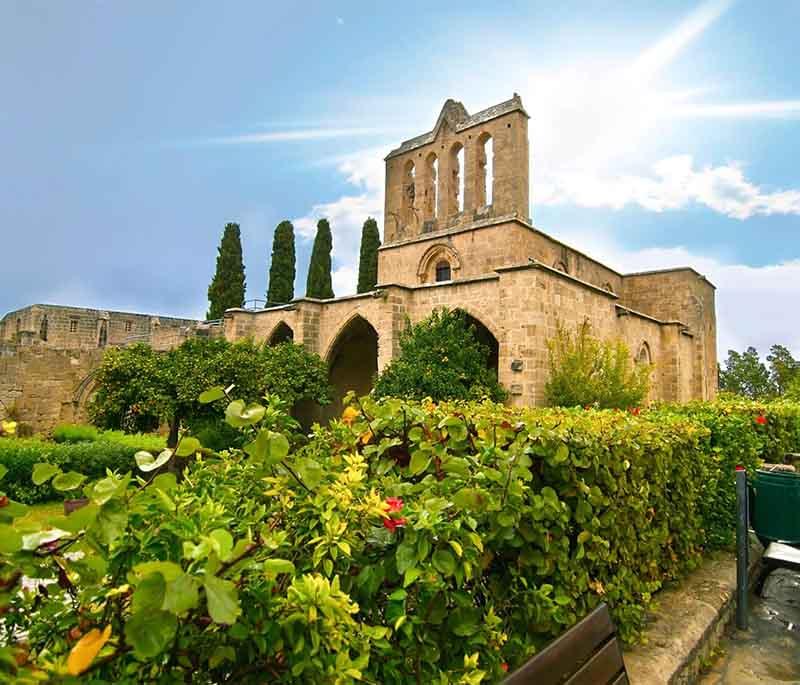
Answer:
[623,535,763,684]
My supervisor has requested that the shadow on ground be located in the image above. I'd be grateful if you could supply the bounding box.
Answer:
[701,568,800,684]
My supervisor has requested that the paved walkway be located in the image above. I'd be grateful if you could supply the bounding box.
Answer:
[700,568,800,684]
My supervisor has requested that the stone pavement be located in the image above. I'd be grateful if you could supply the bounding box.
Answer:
[700,568,800,684]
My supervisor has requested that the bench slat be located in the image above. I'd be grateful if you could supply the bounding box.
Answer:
[611,672,630,685]
[564,638,625,685]
[503,604,618,685]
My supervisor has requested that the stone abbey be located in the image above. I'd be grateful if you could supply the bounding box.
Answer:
[224,94,718,412]
[1,94,717,430]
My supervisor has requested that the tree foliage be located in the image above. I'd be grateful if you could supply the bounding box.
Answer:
[207,222,246,320]
[305,219,334,299]
[89,338,331,445]
[719,346,775,399]
[3,393,797,682]
[373,308,506,402]
[267,220,296,305]
[356,217,381,294]
[545,321,650,409]
[766,344,799,396]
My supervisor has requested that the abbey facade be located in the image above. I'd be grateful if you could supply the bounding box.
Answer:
[224,95,718,414]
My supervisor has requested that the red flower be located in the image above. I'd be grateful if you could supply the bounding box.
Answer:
[0,495,8,508]
[755,414,767,425]
[383,517,407,533]
[385,497,404,513]
[629,407,641,416]
[500,663,509,672]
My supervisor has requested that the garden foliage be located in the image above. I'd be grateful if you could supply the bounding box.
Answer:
[373,308,507,403]
[52,424,100,444]
[545,321,650,409]
[3,392,797,683]
[89,338,331,443]
[0,432,164,504]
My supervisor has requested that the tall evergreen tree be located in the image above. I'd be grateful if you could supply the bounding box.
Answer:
[357,217,381,293]
[266,220,296,304]
[305,218,334,299]
[207,222,246,320]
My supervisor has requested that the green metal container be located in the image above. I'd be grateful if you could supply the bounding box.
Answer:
[749,470,800,546]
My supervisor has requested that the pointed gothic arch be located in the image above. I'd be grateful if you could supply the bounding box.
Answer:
[454,309,500,373]
[267,321,294,346]
[325,314,379,418]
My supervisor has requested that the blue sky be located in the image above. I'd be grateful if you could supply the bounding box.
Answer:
[1,1,799,356]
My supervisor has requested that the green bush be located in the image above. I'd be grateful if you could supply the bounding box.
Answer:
[0,432,165,504]
[52,423,99,443]
[374,308,507,402]
[545,321,650,409]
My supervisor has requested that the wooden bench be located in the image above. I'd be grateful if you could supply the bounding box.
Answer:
[503,604,629,685]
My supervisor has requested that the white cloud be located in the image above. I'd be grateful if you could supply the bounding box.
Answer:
[671,100,800,119]
[201,127,389,145]
[293,146,386,296]
[536,155,800,219]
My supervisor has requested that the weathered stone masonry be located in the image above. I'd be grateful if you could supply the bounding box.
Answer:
[224,94,717,413]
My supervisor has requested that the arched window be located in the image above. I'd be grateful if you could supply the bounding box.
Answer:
[477,132,493,207]
[39,315,48,341]
[449,142,464,215]
[424,153,438,221]
[435,260,452,282]
[98,321,108,348]
[16,318,21,338]
[402,160,416,224]
[636,342,651,365]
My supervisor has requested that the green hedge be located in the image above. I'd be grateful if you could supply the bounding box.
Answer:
[661,397,800,547]
[0,432,165,504]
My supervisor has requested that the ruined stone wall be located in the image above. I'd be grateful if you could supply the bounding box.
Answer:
[377,218,624,294]
[223,264,676,409]
[0,304,197,351]
[384,96,529,244]
[620,270,717,399]
[0,343,103,433]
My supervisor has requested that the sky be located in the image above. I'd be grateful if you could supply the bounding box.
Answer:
[1,1,798,358]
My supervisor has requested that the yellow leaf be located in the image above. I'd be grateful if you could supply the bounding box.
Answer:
[67,625,112,676]
[341,406,359,427]
[448,540,463,557]
[1,421,16,436]
[360,429,373,445]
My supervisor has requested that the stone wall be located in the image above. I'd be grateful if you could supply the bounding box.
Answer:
[0,343,103,433]
[0,304,198,351]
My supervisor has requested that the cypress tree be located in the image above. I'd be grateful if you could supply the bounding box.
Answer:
[305,218,334,299]
[356,217,381,293]
[207,222,246,320]
[266,220,296,305]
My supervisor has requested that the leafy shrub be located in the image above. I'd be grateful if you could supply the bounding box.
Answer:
[90,338,331,442]
[52,423,99,443]
[2,394,798,683]
[374,308,507,402]
[545,321,650,409]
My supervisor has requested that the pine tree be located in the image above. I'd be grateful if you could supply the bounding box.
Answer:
[207,222,246,320]
[305,218,334,299]
[357,217,381,293]
[266,220,296,305]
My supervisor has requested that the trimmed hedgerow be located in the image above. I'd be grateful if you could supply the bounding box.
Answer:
[0,433,165,504]
[1,395,798,683]
[661,396,800,547]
